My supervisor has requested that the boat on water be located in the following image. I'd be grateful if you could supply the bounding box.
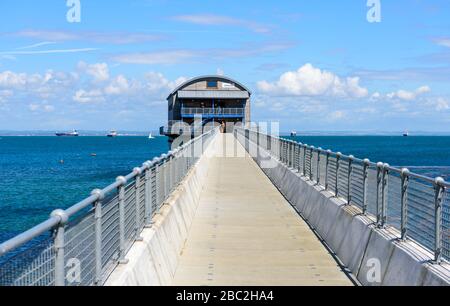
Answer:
[107,130,118,137]
[56,130,79,137]
[403,131,409,137]
[148,133,155,139]
[291,130,297,137]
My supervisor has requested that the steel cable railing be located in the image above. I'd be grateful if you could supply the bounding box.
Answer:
[235,127,450,264]
[0,128,218,286]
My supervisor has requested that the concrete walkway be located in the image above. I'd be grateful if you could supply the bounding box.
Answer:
[172,133,352,286]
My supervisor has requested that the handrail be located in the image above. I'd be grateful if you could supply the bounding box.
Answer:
[0,128,219,286]
[235,127,449,263]
[181,107,244,116]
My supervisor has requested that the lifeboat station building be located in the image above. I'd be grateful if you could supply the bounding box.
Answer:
[161,75,251,139]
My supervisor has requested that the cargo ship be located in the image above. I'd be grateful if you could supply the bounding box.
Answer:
[107,130,118,137]
[56,130,79,137]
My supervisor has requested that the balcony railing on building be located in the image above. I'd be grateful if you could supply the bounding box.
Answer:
[181,107,244,118]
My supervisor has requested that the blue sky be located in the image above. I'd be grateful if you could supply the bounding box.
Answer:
[0,0,450,132]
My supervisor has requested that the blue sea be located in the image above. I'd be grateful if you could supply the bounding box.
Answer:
[0,135,450,244]
[0,136,170,243]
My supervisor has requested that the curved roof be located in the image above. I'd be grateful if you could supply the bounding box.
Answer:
[168,75,252,99]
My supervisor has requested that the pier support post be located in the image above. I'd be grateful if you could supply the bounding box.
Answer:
[303,145,307,177]
[117,176,129,264]
[379,164,389,228]
[51,209,68,287]
[91,189,104,286]
[297,143,303,173]
[309,146,314,181]
[347,156,354,205]
[335,153,341,196]
[325,150,331,190]
[288,141,291,168]
[143,161,154,228]
[133,168,143,241]
[362,159,370,214]
[400,168,410,240]
[376,162,383,225]
[161,154,168,202]
[168,152,175,193]
[434,177,445,264]
[290,141,294,168]
[317,148,322,184]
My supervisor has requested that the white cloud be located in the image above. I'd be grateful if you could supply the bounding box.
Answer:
[433,37,450,48]
[0,48,98,56]
[329,110,346,121]
[104,75,130,95]
[73,89,105,103]
[71,69,187,104]
[9,30,163,44]
[78,61,110,82]
[0,71,27,88]
[0,89,13,97]
[172,14,271,33]
[29,103,55,112]
[17,42,57,50]
[111,50,196,65]
[257,64,368,99]
[383,86,431,101]
[425,97,449,111]
[144,72,187,92]
[0,70,77,99]
[216,68,224,76]
[110,42,293,65]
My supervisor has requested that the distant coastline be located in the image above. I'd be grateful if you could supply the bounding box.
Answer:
[280,131,450,136]
[2,130,450,137]
[0,130,160,137]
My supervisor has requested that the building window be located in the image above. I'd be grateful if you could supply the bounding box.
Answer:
[207,80,218,88]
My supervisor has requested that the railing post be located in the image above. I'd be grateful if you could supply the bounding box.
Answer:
[133,168,143,240]
[168,152,174,192]
[143,161,154,228]
[290,141,294,168]
[285,140,288,166]
[325,150,331,190]
[303,145,307,177]
[379,163,389,228]
[362,159,371,214]
[297,143,303,173]
[161,154,168,201]
[376,162,383,225]
[51,209,69,287]
[116,176,129,264]
[91,189,104,286]
[287,141,291,167]
[434,177,445,264]
[336,153,342,196]
[317,148,322,184]
[154,157,162,211]
[309,146,314,181]
[347,155,354,205]
[291,141,295,169]
[400,168,410,240]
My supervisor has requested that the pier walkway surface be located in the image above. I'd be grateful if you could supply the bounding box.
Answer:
[172,134,352,286]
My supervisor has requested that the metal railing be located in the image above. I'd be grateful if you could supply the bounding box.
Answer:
[235,127,450,264]
[181,107,244,117]
[0,128,218,286]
